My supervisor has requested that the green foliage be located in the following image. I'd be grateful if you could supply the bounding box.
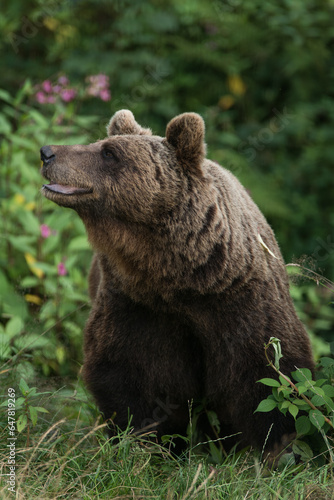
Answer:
[289,272,334,356]
[0,83,96,379]
[1,378,49,442]
[256,338,334,464]
[1,381,334,498]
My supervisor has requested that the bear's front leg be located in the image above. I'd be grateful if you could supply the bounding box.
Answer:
[82,289,204,440]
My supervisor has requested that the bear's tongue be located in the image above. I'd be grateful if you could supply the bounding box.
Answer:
[44,183,90,195]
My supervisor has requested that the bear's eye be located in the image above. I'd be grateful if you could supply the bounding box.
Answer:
[103,149,115,159]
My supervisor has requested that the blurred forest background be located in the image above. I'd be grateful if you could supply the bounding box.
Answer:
[0,0,334,381]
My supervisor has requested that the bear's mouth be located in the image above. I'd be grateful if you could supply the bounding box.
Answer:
[42,183,93,195]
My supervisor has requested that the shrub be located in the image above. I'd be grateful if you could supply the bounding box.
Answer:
[256,337,334,465]
[0,81,103,379]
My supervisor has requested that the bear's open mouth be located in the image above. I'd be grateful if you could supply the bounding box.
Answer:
[42,183,93,195]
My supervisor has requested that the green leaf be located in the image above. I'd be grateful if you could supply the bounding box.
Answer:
[5,317,24,338]
[319,357,334,369]
[295,383,307,394]
[309,410,325,429]
[272,387,285,402]
[19,378,30,395]
[2,291,29,320]
[311,395,325,407]
[322,385,334,397]
[15,397,25,409]
[322,396,334,412]
[314,379,326,387]
[68,235,90,251]
[292,440,313,460]
[29,406,38,426]
[279,375,290,386]
[10,135,37,150]
[0,115,12,135]
[20,276,40,288]
[17,414,28,433]
[292,368,313,383]
[7,235,35,253]
[295,415,311,436]
[0,271,10,295]
[257,378,280,387]
[0,89,13,103]
[0,334,11,360]
[28,109,50,128]
[35,407,49,414]
[277,452,296,468]
[278,387,293,397]
[207,410,220,431]
[19,211,41,236]
[254,399,278,413]
[293,399,309,408]
[288,403,299,419]
[312,387,325,397]
[13,79,32,106]
[269,337,283,369]
[208,440,224,464]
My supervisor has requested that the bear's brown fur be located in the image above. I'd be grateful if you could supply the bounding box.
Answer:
[40,110,314,458]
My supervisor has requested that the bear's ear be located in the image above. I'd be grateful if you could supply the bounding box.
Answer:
[107,110,152,137]
[166,112,206,176]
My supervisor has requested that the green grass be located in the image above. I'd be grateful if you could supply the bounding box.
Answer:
[1,378,334,499]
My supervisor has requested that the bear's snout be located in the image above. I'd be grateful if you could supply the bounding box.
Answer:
[40,145,55,166]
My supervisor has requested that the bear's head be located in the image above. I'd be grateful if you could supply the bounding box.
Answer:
[41,110,206,224]
[41,110,282,300]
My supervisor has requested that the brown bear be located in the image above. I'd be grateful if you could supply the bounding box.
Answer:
[40,110,314,459]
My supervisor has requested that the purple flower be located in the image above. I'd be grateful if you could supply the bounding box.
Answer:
[42,80,53,93]
[86,74,110,100]
[60,88,77,102]
[58,75,69,86]
[40,224,51,238]
[35,91,47,104]
[88,74,108,87]
[57,262,67,276]
[99,89,111,101]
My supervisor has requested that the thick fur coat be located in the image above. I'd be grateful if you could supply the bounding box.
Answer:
[41,110,314,458]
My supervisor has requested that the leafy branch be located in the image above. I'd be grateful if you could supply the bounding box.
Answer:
[263,337,334,429]
[256,337,334,462]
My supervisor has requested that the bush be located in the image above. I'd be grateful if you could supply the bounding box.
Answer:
[0,82,103,379]
[256,338,334,465]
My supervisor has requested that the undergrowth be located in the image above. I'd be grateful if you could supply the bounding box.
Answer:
[1,373,334,499]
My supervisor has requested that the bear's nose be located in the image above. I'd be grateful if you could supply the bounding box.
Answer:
[40,146,55,165]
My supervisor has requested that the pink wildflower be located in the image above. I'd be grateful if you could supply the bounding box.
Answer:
[60,88,77,102]
[35,91,47,103]
[42,80,53,93]
[57,262,67,276]
[58,75,69,86]
[99,89,111,101]
[86,74,110,100]
[40,224,51,238]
